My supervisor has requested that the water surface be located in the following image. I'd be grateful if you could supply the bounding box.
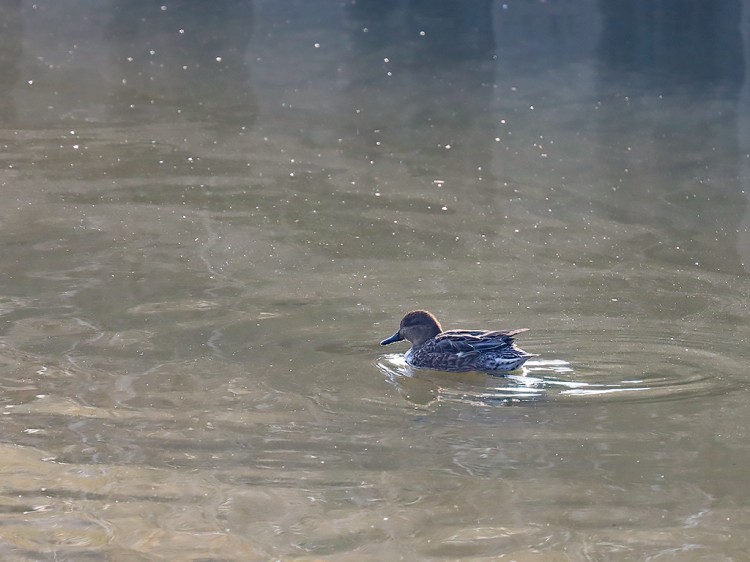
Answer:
[0,0,749,560]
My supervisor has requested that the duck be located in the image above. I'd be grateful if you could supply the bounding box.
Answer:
[380,310,536,372]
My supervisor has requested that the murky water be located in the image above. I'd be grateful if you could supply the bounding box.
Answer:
[1,0,750,559]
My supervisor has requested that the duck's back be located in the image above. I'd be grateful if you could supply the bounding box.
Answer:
[407,328,532,372]
[438,328,527,347]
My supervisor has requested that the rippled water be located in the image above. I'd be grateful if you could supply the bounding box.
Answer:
[379,321,746,406]
[1,0,750,560]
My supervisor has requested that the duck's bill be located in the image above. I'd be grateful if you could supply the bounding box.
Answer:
[380,331,404,346]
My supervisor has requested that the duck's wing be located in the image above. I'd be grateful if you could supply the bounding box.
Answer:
[411,329,534,372]
[435,328,529,353]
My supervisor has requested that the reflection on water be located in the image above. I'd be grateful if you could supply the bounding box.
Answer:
[0,0,749,559]
[378,354,572,406]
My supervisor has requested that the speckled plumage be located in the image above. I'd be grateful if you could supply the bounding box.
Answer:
[380,310,536,372]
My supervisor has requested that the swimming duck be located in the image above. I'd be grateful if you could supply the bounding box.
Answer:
[380,310,536,372]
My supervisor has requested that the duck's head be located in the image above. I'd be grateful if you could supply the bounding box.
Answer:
[380,310,443,347]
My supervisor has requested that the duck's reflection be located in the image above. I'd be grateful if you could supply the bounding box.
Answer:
[377,354,574,408]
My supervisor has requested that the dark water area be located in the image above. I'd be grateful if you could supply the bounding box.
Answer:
[0,0,749,559]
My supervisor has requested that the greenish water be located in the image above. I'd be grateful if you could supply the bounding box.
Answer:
[0,0,749,559]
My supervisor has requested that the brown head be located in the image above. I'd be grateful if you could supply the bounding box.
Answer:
[380,310,443,347]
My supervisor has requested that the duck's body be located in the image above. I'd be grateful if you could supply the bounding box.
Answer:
[380,310,535,372]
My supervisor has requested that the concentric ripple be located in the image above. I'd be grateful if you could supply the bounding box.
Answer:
[376,324,746,407]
